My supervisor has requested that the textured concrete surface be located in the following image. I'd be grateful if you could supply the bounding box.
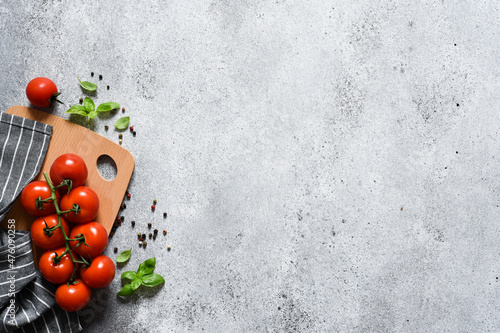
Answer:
[1,0,500,332]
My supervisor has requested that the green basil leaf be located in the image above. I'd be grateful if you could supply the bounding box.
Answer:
[137,257,155,277]
[65,105,88,117]
[117,284,134,296]
[131,277,142,290]
[96,102,120,112]
[78,77,97,92]
[121,271,136,281]
[84,97,95,113]
[114,116,130,130]
[117,249,132,263]
[141,273,165,287]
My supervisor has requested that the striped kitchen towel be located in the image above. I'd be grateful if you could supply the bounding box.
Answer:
[0,112,82,333]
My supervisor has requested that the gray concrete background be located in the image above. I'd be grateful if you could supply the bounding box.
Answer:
[1,0,500,332]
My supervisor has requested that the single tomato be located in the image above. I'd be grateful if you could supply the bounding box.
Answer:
[80,255,115,288]
[31,214,70,250]
[20,181,60,216]
[50,153,88,189]
[55,280,91,312]
[26,77,61,108]
[60,186,99,223]
[39,247,74,284]
[69,222,108,258]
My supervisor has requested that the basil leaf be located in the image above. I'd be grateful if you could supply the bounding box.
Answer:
[84,97,95,113]
[65,105,88,117]
[117,284,134,296]
[121,271,136,281]
[114,116,130,130]
[78,77,97,92]
[137,257,155,277]
[96,102,120,112]
[117,249,132,263]
[131,277,142,291]
[87,110,97,123]
[141,273,165,287]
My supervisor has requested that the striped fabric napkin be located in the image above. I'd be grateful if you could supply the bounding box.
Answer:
[0,112,82,333]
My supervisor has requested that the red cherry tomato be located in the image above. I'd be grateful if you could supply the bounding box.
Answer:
[26,77,60,108]
[39,247,74,284]
[60,186,99,223]
[20,181,60,216]
[50,153,88,189]
[55,280,91,312]
[69,222,108,258]
[30,214,70,250]
[80,255,115,288]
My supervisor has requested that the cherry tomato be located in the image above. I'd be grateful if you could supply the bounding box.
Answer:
[55,280,91,312]
[20,181,60,216]
[31,214,70,250]
[26,77,61,108]
[39,247,74,284]
[80,255,115,288]
[60,186,99,223]
[50,153,88,189]
[69,222,108,258]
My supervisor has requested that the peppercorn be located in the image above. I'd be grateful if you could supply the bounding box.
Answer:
[119,139,122,145]
[137,232,142,238]
[121,215,125,221]
[126,192,131,199]
[105,125,109,131]
[133,131,136,136]
[163,230,167,235]
[153,235,156,240]
[167,246,171,251]
[117,217,121,223]
[122,107,125,112]
[149,233,152,239]
[121,204,127,209]
[131,220,135,227]
[153,199,157,205]
[99,74,103,80]
[140,236,145,242]
[139,241,143,246]
[143,241,147,246]
[154,229,158,235]
[151,205,155,211]
[163,212,167,218]
[148,222,152,228]
[130,126,134,131]
[107,85,110,90]
[119,133,123,139]
[79,98,83,104]
[114,247,118,253]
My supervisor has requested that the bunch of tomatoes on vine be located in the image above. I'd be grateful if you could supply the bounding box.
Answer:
[20,153,115,312]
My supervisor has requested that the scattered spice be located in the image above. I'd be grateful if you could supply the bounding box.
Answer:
[119,139,123,145]
[79,98,83,104]
[114,247,118,253]
[153,235,156,240]
[153,199,157,205]
[137,232,142,238]
[133,131,136,136]
[167,246,171,251]
[107,85,110,90]
[149,233,152,239]
[122,107,125,112]
[154,229,158,235]
[131,221,135,227]
[119,133,123,139]
[163,212,167,218]
[148,222,152,228]
[151,205,155,211]
[105,125,109,131]
[130,126,134,131]
[139,241,143,246]
[121,203,127,209]
[143,241,147,246]
[163,230,167,236]
[99,74,103,80]
[126,192,131,199]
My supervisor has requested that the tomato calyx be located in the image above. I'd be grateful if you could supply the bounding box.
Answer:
[35,196,54,210]
[42,219,59,237]
[54,178,73,194]
[49,91,64,106]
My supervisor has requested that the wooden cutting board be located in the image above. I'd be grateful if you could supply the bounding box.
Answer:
[1,105,134,259]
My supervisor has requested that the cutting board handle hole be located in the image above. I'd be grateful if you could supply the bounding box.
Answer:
[96,154,117,181]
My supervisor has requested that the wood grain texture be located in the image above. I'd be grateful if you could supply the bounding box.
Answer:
[1,105,134,261]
